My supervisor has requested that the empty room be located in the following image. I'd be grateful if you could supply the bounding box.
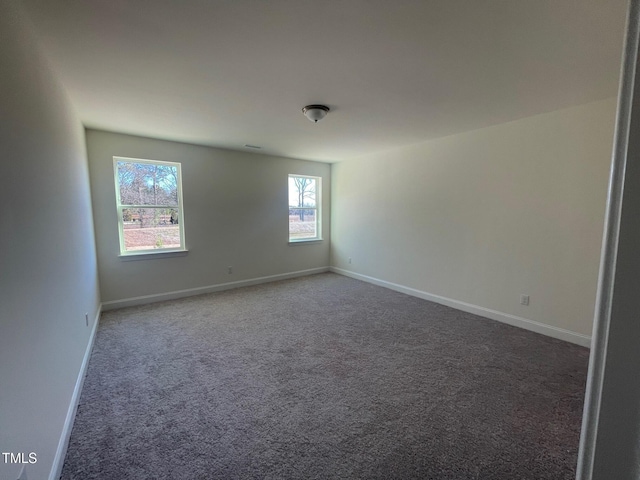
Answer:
[3,1,640,479]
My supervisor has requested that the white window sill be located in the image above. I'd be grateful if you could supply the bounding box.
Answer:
[118,249,189,261]
[288,239,323,245]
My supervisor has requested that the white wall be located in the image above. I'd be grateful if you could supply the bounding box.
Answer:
[331,99,616,342]
[86,130,331,306]
[0,3,101,480]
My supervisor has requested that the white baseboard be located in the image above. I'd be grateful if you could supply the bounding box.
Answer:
[331,267,592,348]
[102,267,331,311]
[49,306,102,480]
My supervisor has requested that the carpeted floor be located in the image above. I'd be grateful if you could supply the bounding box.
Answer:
[61,273,589,479]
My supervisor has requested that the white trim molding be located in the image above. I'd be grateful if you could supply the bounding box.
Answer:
[49,306,102,480]
[577,0,640,477]
[331,267,591,348]
[102,267,330,311]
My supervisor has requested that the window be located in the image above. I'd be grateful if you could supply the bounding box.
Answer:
[114,157,186,255]
[289,174,321,242]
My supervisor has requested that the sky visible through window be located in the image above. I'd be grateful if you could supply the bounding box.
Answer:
[288,176,316,207]
[115,158,184,253]
[289,175,319,241]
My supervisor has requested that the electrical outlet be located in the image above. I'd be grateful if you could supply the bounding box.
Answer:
[227,266,233,274]
[520,294,530,306]
[85,313,89,326]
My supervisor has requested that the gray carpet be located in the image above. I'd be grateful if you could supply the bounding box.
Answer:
[61,273,588,479]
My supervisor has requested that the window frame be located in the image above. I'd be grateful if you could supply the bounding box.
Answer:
[113,156,186,256]
[288,174,322,243]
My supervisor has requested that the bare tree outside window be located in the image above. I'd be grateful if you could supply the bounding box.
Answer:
[115,158,186,254]
[288,175,320,241]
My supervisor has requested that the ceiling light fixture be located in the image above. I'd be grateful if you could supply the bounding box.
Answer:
[302,104,330,123]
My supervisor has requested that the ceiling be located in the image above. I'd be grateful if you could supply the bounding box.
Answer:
[21,0,628,163]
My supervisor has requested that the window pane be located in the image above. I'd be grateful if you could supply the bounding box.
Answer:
[288,176,316,208]
[289,208,317,239]
[122,208,181,251]
[117,162,179,206]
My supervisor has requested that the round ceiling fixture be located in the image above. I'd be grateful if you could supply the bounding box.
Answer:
[302,104,330,123]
